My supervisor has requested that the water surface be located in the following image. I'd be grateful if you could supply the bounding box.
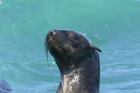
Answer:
[0,0,140,93]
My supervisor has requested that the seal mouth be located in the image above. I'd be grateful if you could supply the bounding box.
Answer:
[47,38,66,51]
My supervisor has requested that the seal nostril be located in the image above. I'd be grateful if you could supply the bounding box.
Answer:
[50,31,53,36]
[49,30,56,36]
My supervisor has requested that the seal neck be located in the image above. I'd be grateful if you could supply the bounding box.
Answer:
[55,58,81,75]
[59,57,99,93]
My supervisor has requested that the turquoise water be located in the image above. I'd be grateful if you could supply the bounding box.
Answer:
[0,0,140,93]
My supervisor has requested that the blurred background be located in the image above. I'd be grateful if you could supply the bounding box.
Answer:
[0,0,140,93]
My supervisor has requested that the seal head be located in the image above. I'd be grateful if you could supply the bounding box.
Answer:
[45,29,101,93]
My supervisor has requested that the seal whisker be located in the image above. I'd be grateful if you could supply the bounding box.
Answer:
[45,39,49,66]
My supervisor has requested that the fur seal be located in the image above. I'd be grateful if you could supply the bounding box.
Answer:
[0,79,12,93]
[45,29,101,93]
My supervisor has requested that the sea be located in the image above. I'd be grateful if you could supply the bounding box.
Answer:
[0,0,140,93]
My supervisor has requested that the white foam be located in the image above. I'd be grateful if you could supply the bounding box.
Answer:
[0,1,2,5]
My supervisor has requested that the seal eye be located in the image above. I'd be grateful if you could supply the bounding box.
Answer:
[69,36,77,41]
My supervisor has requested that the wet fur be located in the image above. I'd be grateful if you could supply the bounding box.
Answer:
[46,29,101,93]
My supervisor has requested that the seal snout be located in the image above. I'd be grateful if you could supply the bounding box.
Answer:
[46,30,56,44]
[46,29,64,50]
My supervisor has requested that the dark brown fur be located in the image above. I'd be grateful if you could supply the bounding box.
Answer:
[45,29,101,93]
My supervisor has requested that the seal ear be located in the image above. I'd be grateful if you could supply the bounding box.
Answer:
[89,44,102,52]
